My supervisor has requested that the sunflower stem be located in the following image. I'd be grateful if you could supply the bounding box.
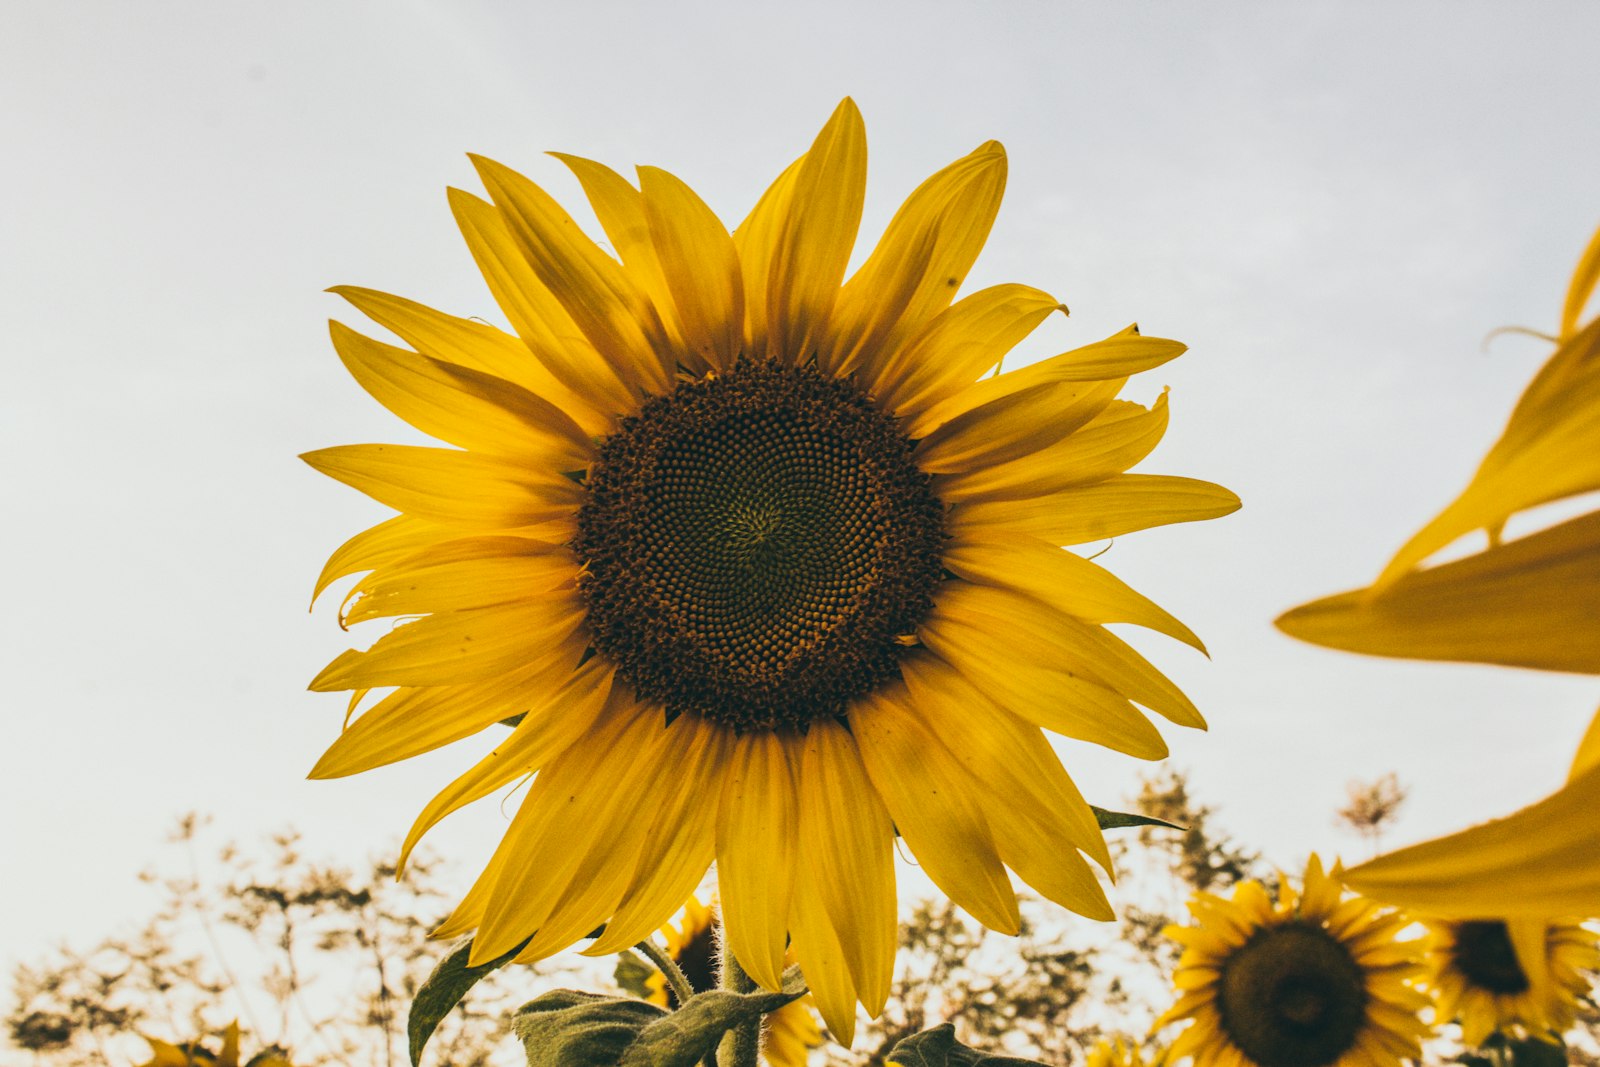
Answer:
[635,937,696,1010]
[717,938,760,1067]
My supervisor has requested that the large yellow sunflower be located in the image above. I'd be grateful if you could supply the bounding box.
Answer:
[1421,916,1600,1048]
[304,98,1238,1043]
[1157,856,1431,1067]
[1276,223,1600,917]
[645,895,821,1066]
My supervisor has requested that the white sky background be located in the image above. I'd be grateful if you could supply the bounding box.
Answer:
[3,0,1598,1011]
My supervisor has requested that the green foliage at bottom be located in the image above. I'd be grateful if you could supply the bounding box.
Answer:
[887,1023,1052,1065]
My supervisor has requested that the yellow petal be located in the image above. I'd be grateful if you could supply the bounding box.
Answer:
[447,188,638,417]
[909,324,1184,438]
[1374,314,1600,588]
[328,284,608,434]
[309,629,586,779]
[789,866,859,1046]
[300,443,583,529]
[585,716,730,955]
[918,608,1170,759]
[935,391,1170,503]
[900,651,1113,881]
[1342,761,1600,918]
[826,140,1006,378]
[944,529,1205,652]
[732,155,802,360]
[930,581,1204,728]
[471,696,668,962]
[767,99,867,365]
[949,473,1241,547]
[311,514,439,607]
[875,283,1065,417]
[400,658,615,871]
[1569,706,1600,780]
[714,730,800,992]
[330,320,592,464]
[914,376,1124,474]
[1559,221,1600,341]
[309,598,578,691]
[849,686,1020,935]
[797,720,896,1015]
[638,165,744,372]
[340,536,576,626]
[1276,509,1600,673]
[548,153,693,366]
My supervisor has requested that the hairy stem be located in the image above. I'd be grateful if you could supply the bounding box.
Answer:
[635,937,697,1010]
[717,940,760,1067]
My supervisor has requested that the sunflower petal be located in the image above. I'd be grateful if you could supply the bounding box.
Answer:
[399,659,615,870]
[850,686,1020,935]
[767,99,867,365]
[935,392,1170,503]
[909,325,1184,437]
[468,158,671,394]
[330,320,591,463]
[328,284,605,432]
[447,187,637,416]
[732,155,802,359]
[1276,509,1600,673]
[311,514,440,607]
[638,165,744,373]
[585,716,730,955]
[914,376,1124,474]
[944,530,1205,652]
[340,537,576,626]
[827,140,1006,378]
[950,474,1241,547]
[301,444,583,529]
[797,719,896,1016]
[875,283,1065,417]
[715,730,800,991]
[1342,762,1600,917]
[788,860,859,1046]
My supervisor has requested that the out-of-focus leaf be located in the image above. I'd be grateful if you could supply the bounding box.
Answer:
[1092,805,1182,832]
[887,1023,1052,1065]
[408,935,530,1066]
[613,949,656,1001]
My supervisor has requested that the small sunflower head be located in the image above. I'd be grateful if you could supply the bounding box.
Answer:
[1423,916,1600,1048]
[1086,1037,1170,1067]
[1160,855,1431,1067]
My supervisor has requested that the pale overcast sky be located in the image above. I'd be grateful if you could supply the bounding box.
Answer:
[3,0,1598,996]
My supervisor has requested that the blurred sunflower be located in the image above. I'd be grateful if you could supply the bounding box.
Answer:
[138,1022,294,1067]
[1422,917,1600,1047]
[1085,1037,1169,1067]
[304,98,1237,1041]
[645,895,821,1066]
[1276,223,1600,916]
[1157,855,1430,1067]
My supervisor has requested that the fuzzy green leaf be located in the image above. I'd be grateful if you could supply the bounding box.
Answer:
[613,949,657,1001]
[1092,805,1182,831]
[887,1023,1052,1065]
[513,991,668,1067]
[408,935,530,1067]
[618,972,807,1067]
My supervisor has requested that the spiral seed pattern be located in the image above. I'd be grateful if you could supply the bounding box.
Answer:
[575,362,945,732]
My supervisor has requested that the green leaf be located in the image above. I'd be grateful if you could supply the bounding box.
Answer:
[1460,1033,1567,1067]
[618,971,807,1067]
[408,935,530,1067]
[513,990,669,1067]
[887,1023,1052,1066]
[613,949,657,1001]
[1092,805,1183,832]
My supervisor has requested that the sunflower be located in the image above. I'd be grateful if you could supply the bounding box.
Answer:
[1085,1037,1169,1067]
[138,1022,294,1067]
[645,895,822,1066]
[1157,855,1430,1067]
[1421,916,1600,1048]
[304,98,1238,1043]
[1275,222,1600,916]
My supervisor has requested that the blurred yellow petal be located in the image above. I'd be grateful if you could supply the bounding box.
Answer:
[1343,761,1600,917]
[1276,509,1600,673]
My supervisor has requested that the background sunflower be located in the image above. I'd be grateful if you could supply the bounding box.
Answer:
[1422,917,1600,1048]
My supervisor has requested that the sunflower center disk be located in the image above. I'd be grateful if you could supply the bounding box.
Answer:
[1453,921,1531,994]
[1218,921,1369,1067]
[575,362,945,732]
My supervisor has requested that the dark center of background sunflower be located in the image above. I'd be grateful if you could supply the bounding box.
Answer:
[1453,921,1531,994]
[1217,920,1369,1067]
[575,362,944,732]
